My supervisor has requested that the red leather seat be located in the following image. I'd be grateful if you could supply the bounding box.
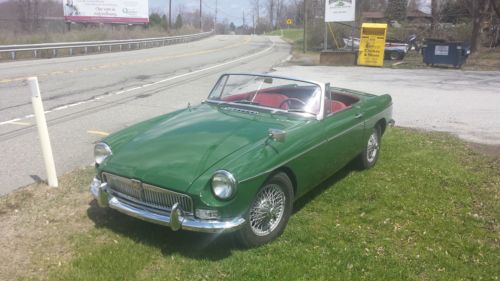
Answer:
[331,100,347,113]
[253,93,288,108]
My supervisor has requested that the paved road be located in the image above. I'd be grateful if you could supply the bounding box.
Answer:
[0,35,291,195]
[274,65,500,145]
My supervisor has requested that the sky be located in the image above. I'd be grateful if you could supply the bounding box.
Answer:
[149,0,253,26]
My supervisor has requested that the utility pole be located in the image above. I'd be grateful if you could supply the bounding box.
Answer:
[168,0,172,29]
[214,0,218,30]
[200,0,203,30]
[303,0,307,53]
[243,10,246,27]
[431,0,437,33]
[252,13,255,34]
[323,0,327,51]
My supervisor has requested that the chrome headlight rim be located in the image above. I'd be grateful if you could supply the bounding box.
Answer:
[94,142,112,165]
[211,170,237,200]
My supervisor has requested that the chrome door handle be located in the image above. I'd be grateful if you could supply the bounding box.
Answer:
[354,113,364,119]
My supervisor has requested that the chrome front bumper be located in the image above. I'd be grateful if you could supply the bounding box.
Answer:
[90,177,245,233]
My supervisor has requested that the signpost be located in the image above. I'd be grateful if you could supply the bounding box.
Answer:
[63,0,149,24]
[357,23,388,67]
[29,77,58,188]
[324,0,356,51]
[286,18,293,30]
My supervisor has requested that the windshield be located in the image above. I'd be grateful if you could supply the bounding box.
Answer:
[207,74,322,115]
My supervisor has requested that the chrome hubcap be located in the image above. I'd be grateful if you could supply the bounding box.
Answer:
[249,184,286,236]
[367,132,379,163]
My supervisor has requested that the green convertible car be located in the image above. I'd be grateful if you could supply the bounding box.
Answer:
[90,73,394,247]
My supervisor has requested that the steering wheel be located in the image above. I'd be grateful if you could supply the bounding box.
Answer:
[279,98,306,109]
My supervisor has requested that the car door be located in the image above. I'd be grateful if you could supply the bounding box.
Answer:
[322,89,365,176]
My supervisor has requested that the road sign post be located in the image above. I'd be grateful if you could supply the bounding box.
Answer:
[28,77,58,188]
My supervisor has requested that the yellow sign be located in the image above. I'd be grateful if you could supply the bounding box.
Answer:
[286,18,293,25]
[357,23,387,67]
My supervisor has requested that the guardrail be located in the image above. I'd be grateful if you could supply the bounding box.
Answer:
[0,30,214,60]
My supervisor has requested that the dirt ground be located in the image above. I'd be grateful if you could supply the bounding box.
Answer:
[0,167,96,281]
[468,142,500,159]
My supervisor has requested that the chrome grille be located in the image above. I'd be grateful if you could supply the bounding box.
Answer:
[102,172,193,214]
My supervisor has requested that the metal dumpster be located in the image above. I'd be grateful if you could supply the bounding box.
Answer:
[421,39,470,68]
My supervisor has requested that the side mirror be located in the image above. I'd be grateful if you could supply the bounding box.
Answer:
[268,128,286,143]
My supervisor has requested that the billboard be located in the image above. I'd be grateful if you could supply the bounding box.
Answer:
[325,0,355,22]
[63,0,149,24]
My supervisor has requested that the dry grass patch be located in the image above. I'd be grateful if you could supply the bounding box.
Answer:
[0,167,95,281]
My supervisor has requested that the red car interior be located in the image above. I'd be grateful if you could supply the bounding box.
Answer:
[220,90,360,114]
[331,100,347,112]
[252,93,288,109]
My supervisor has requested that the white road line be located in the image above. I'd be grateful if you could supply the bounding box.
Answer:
[0,42,275,127]
[8,121,31,126]
[87,130,110,136]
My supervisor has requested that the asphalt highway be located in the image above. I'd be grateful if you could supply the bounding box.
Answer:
[0,35,291,195]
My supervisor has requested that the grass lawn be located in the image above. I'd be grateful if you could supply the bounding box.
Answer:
[269,28,306,53]
[2,128,499,280]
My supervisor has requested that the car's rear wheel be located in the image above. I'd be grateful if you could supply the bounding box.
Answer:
[359,126,381,169]
[236,172,293,247]
[389,51,404,60]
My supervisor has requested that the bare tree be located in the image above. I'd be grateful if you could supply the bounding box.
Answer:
[17,0,42,32]
[467,0,490,52]
[385,0,408,21]
[276,0,283,28]
[490,0,500,17]
[289,0,304,25]
[267,0,275,29]
[250,0,260,26]
[431,0,438,31]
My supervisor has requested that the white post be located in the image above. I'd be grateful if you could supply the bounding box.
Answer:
[28,77,58,188]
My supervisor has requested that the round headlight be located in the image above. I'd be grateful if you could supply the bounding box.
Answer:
[211,170,237,200]
[94,143,112,165]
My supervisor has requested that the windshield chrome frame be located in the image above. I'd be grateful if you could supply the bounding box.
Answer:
[207,73,326,121]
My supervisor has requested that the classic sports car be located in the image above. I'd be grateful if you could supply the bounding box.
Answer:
[90,73,393,247]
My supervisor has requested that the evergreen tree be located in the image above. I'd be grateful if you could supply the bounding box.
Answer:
[149,13,162,26]
[174,14,183,29]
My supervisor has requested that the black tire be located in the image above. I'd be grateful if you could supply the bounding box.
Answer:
[358,126,381,169]
[389,51,403,60]
[236,172,294,247]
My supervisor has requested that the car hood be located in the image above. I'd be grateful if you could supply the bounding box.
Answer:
[103,104,304,192]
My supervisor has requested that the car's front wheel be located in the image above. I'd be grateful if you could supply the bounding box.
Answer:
[236,172,293,247]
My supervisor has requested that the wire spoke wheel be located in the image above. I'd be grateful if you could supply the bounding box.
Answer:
[367,132,379,163]
[249,184,286,236]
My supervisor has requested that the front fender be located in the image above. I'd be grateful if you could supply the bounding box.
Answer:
[187,120,322,219]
